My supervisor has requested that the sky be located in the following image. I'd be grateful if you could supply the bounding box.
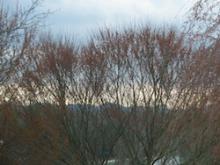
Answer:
[9,0,195,40]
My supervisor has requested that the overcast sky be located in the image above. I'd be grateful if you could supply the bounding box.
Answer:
[10,0,195,40]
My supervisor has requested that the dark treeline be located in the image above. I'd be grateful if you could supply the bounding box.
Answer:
[0,0,219,164]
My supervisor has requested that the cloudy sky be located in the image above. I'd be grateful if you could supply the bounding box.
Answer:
[10,0,195,39]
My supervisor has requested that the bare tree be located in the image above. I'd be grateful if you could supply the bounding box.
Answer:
[0,0,47,102]
[86,26,192,165]
[21,34,78,109]
[185,0,220,43]
[182,0,220,110]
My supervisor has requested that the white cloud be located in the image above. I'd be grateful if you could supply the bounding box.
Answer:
[10,0,195,39]
[44,0,192,23]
